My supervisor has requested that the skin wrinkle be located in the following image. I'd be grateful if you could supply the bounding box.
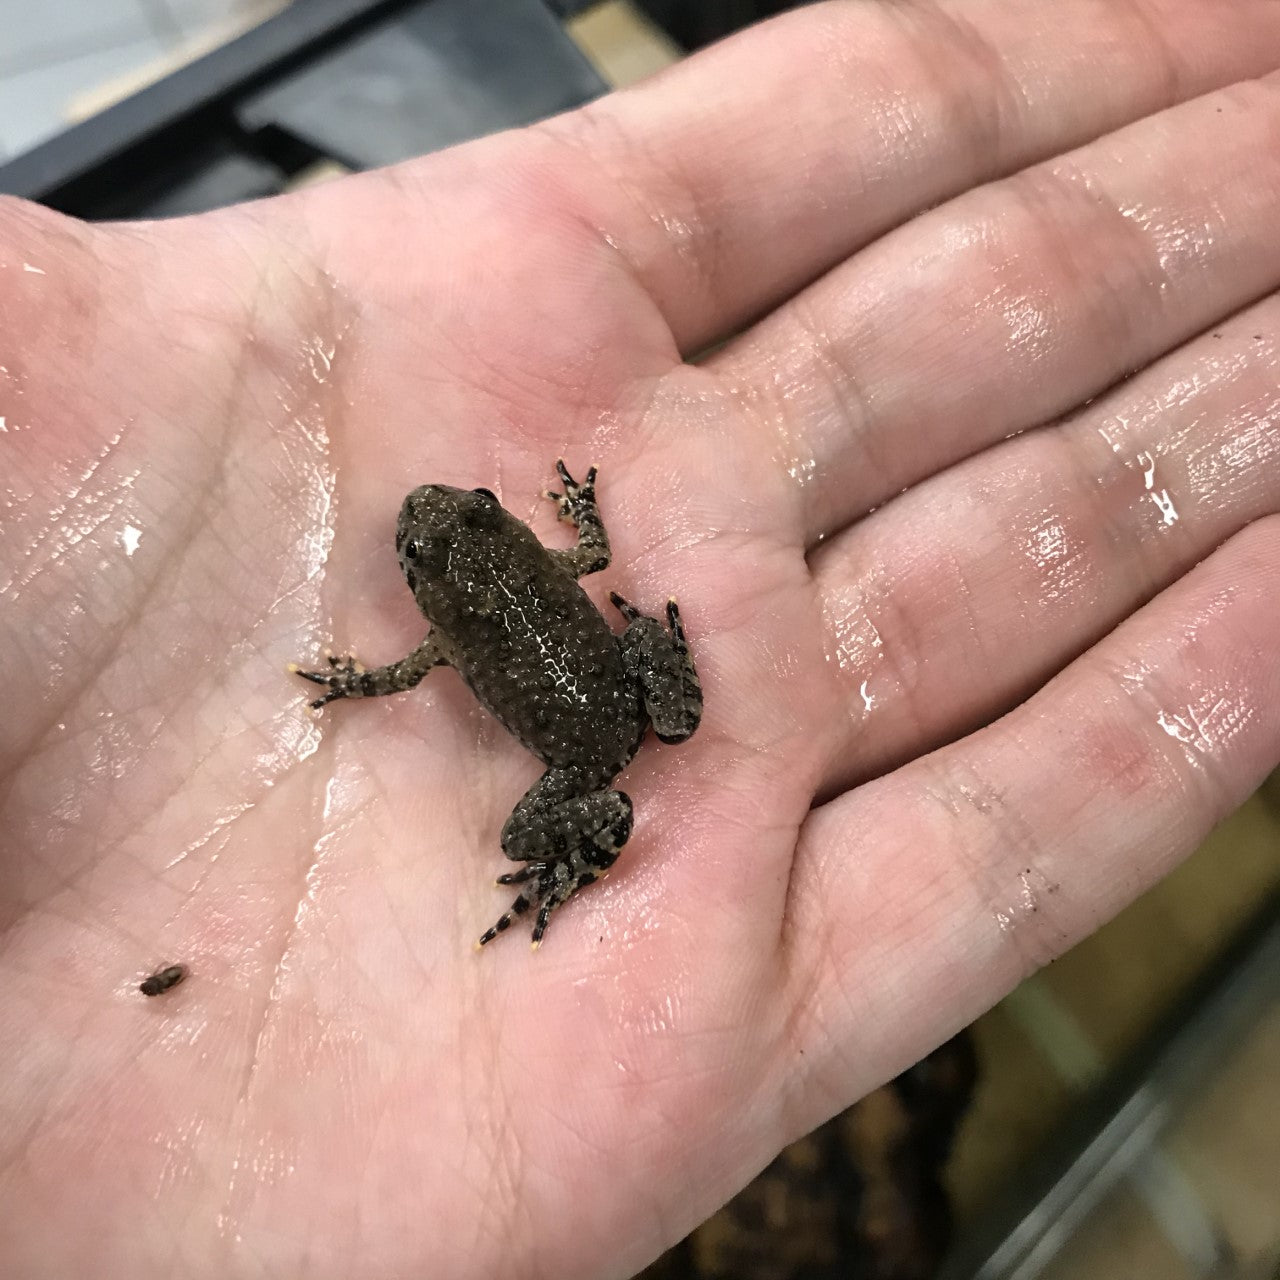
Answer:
[445,980,528,1277]
[605,447,782,612]
[542,89,762,348]
[2,269,341,934]
[724,0,1157,352]
[35,807,184,945]
[1061,422,1157,587]
[774,720,833,956]
[492,144,683,385]
[587,1053,763,1278]
[1090,413,1199,577]
[911,753,1063,975]
[1002,437,1102,614]
[221,961,299,1259]
[874,538,957,705]
[1100,634,1244,819]
[463,1095,521,1275]
[783,296,882,516]
[860,519,1280,1008]
[0,429,132,601]
[1114,0,1187,107]
[0,1001,87,1182]
[448,346,651,492]
[16,701,256,908]
[815,571,909,774]
[207,264,353,1270]
[543,112,724,335]
[442,235,663,437]
[1006,160,1170,365]
[0,495,237,936]
[781,810,950,1096]
[4,341,238,782]
[15,895,152,982]
[942,534,991,670]
[719,377,813,545]
[1189,393,1280,510]
[187,755,341,927]
[785,826,879,1016]
[888,0,1021,167]
[584,369,670,493]
[812,596,883,774]
[1103,668,1215,812]
[849,574,923,736]
[772,931,839,1118]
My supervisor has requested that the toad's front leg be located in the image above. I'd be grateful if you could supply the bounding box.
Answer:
[290,632,448,708]
[544,459,611,578]
[479,767,633,948]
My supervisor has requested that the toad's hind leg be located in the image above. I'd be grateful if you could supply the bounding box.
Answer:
[478,768,633,948]
[612,594,703,743]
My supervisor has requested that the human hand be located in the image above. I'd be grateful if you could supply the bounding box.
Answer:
[2,2,1279,1276]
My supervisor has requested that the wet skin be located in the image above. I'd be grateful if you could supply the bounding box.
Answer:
[292,462,702,947]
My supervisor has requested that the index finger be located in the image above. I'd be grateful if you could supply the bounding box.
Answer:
[546,0,1280,352]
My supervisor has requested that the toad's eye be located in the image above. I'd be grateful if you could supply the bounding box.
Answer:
[472,487,497,501]
[403,538,421,561]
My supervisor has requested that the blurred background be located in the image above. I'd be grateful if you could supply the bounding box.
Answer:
[2,3,1277,1276]
[0,0,282,162]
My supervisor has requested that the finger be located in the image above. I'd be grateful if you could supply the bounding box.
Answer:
[713,71,1280,540]
[782,516,1280,1103]
[812,293,1280,794]
[546,0,1280,352]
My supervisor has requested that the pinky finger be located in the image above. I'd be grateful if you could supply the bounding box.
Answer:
[782,516,1280,1106]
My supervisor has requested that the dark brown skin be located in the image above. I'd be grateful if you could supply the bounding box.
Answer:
[292,464,702,946]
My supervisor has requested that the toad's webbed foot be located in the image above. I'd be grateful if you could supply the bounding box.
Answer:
[289,654,367,708]
[544,459,610,578]
[479,853,617,949]
[290,634,447,709]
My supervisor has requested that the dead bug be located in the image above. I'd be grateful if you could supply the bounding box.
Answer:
[139,964,188,997]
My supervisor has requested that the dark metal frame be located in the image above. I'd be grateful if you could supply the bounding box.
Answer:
[0,0,606,220]
[0,0,411,213]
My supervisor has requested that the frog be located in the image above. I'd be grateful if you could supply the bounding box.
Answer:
[291,461,702,949]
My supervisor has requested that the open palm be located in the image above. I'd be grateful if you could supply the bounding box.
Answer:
[4,3,1280,1277]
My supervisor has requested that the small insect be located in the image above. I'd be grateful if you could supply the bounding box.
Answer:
[139,964,188,997]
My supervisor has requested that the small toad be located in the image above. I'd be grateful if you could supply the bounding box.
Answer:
[292,462,702,948]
